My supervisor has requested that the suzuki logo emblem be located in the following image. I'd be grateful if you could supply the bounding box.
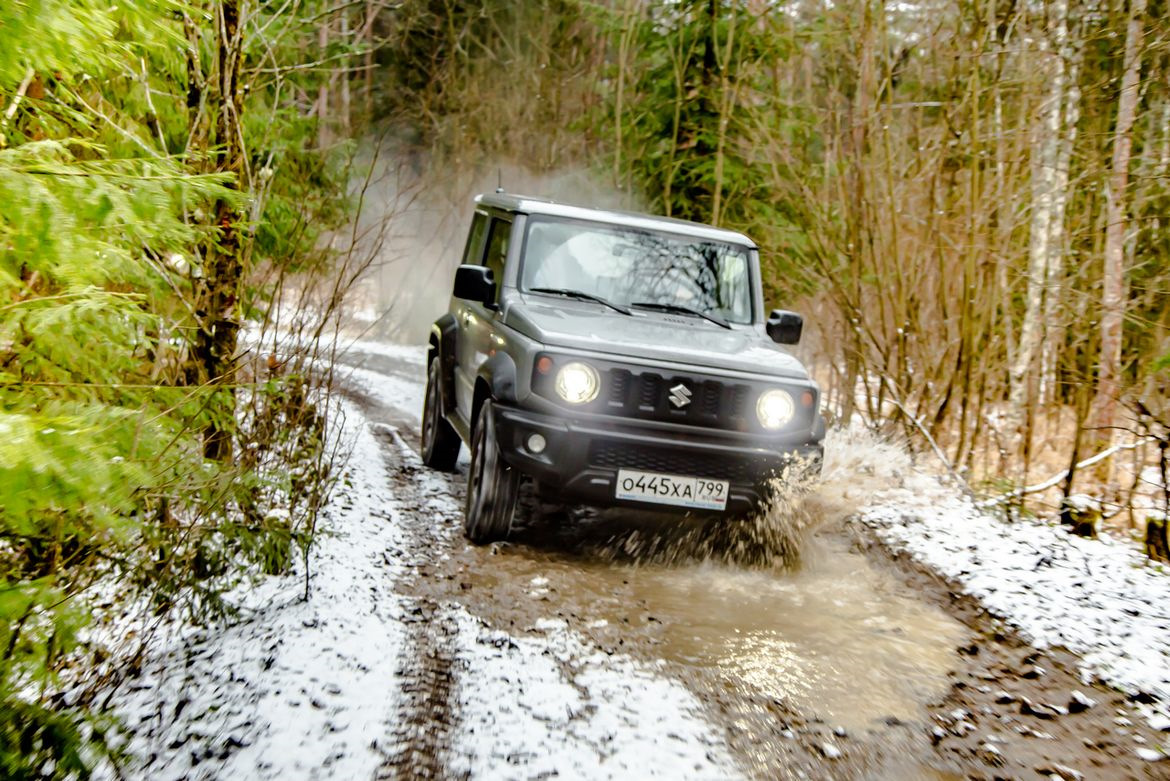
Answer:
[668,383,693,408]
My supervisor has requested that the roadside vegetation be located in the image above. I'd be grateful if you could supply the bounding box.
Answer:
[0,1,379,776]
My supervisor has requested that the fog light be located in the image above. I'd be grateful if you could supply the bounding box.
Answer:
[527,433,547,454]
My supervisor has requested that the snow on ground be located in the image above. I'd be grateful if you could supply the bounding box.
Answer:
[446,603,738,780]
[101,400,410,780]
[337,362,425,424]
[338,337,428,368]
[830,428,1170,732]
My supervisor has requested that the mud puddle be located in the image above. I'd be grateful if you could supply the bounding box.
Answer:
[452,519,966,732]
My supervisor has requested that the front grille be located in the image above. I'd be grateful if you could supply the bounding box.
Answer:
[589,442,765,484]
[608,369,630,408]
[531,352,814,435]
[601,368,753,432]
[700,382,721,416]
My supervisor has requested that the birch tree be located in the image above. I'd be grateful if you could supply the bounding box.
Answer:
[1009,0,1073,448]
[1040,3,1084,405]
[1093,0,1149,450]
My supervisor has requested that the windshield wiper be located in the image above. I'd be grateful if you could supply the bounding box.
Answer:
[630,301,732,329]
[529,287,632,315]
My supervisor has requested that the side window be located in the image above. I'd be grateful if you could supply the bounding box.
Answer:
[483,217,511,301]
[461,212,489,265]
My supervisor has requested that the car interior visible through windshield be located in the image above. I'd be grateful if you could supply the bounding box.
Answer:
[521,217,754,324]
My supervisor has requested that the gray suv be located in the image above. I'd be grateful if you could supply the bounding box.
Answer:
[422,193,824,543]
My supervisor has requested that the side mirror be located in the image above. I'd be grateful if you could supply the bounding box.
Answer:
[453,265,496,306]
[766,309,803,345]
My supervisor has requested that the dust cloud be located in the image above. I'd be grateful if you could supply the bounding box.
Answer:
[344,136,634,344]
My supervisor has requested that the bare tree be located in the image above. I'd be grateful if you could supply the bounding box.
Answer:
[1093,0,1149,454]
[1009,0,1073,451]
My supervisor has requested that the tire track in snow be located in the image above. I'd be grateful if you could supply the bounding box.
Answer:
[380,598,462,780]
[371,424,467,779]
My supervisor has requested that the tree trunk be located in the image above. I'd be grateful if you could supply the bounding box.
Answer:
[188,0,247,461]
[613,0,637,192]
[711,5,738,225]
[840,0,876,426]
[317,21,331,149]
[1008,0,1068,449]
[1092,0,1147,456]
[340,10,351,135]
[1040,6,1082,405]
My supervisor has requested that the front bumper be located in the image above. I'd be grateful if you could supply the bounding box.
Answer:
[493,403,823,513]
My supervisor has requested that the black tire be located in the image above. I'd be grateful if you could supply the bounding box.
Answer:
[421,357,460,471]
[464,399,519,544]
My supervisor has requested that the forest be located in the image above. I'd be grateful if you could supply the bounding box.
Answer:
[1,0,1168,776]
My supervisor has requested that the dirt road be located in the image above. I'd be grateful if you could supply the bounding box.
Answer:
[339,341,1169,780]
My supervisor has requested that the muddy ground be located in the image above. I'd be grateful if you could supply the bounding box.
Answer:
[343,346,1168,781]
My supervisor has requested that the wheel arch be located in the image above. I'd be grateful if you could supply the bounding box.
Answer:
[430,314,458,416]
[472,351,518,431]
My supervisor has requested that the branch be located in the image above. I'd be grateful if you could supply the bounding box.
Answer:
[980,438,1153,507]
[886,394,974,497]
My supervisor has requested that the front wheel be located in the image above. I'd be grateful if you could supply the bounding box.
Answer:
[421,357,460,471]
[464,399,519,544]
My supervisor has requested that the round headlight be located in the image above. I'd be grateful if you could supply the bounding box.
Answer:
[756,389,795,430]
[555,362,600,404]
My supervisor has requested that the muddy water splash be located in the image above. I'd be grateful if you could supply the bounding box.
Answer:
[583,427,915,569]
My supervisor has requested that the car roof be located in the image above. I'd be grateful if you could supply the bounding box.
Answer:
[475,192,758,249]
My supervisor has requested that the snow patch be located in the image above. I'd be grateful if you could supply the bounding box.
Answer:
[445,605,740,779]
[338,363,425,424]
[340,338,427,367]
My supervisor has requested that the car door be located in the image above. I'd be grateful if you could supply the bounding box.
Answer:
[453,211,488,424]
[454,211,512,424]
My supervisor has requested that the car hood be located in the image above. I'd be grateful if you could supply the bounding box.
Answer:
[505,297,810,380]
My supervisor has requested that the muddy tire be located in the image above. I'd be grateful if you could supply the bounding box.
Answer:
[464,399,519,543]
[421,357,460,471]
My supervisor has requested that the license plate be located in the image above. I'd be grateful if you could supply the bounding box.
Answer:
[615,469,729,511]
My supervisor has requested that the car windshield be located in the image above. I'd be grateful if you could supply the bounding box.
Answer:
[520,217,754,324]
